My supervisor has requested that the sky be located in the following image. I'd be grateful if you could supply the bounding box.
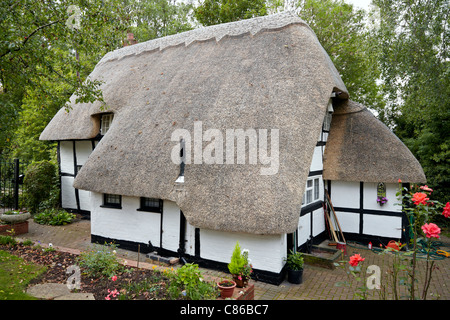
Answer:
[344,0,373,11]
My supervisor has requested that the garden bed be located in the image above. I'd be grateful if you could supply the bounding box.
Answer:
[0,242,176,300]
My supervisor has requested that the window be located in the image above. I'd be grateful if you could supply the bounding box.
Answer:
[100,113,114,135]
[323,112,332,131]
[138,197,163,213]
[102,194,122,209]
[75,165,82,176]
[314,178,320,200]
[302,178,320,206]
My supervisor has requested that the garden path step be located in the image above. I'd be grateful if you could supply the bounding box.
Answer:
[26,283,95,300]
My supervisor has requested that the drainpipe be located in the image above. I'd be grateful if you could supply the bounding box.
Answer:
[178,210,187,265]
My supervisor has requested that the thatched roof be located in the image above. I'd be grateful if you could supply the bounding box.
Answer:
[41,12,350,235]
[323,99,426,183]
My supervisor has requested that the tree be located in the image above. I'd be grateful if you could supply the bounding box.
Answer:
[0,0,132,156]
[130,0,195,41]
[293,0,384,112]
[1,0,195,160]
[194,0,267,26]
[373,0,449,204]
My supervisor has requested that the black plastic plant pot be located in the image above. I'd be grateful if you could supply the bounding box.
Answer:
[287,269,303,284]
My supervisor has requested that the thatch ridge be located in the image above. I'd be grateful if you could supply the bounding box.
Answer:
[97,11,312,66]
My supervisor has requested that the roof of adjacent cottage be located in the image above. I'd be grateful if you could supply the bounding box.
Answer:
[323,100,426,184]
[39,12,424,235]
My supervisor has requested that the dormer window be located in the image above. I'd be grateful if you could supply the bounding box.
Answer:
[100,113,114,135]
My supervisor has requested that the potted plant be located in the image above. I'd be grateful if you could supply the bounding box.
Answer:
[284,250,304,284]
[217,279,236,298]
[227,242,253,288]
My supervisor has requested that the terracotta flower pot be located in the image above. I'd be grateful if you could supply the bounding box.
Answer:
[217,280,236,298]
[233,275,249,288]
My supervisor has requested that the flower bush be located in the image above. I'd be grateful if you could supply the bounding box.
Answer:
[76,243,124,278]
[395,181,449,300]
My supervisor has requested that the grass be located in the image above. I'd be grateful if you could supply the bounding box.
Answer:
[0,250,47,300]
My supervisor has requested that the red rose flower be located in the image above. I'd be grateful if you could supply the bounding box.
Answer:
[349,254,365,267]
[443,202,450,218]
[421,223,441,239]
[411,192,429,205]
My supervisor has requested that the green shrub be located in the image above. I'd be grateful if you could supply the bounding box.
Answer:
[77,243,124,278]
[168,263,218,300]
[23,160,57,213]
[228,241,247,275]
[34,208,76,225]
[0,235,17,246]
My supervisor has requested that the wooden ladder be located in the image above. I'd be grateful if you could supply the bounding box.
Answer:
[325,190,346,244]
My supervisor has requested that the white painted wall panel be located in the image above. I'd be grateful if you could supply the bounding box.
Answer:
[199,229,286,273]
[185,221,196,256]
[61,176,76,209]
[161,200,180,252]
[297,213,311,246]
[309,146,323,172]
[312,208,325,237]
[335,211,360,234]
[330,181,360,209]
[78,189,91,211]
[363,214,402,238]
[363,182,402,212]
[60,141,74,174]
[75,140,92,166]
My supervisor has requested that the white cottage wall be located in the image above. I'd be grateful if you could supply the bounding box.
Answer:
[58,140,94,213]
[199,229,286,274]
[90,192,161,246]
[329,181,404,240]
[89,193,287,275]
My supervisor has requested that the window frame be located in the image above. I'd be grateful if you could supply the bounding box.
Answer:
[302,177,321,206]
[100,113,114,135]
[138,197,163,213]
[101,193,122,209]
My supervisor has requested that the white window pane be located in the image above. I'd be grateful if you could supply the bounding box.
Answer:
[306,190,312,204]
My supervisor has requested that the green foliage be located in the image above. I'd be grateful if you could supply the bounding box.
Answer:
[284,250,304,270]
[373,0,449,204]
[33,208,76,226]
[168,263,218,300]
[23,160,57,213]
[227,241,247,275]
[0,235,17,246]
[77,243,124,278]
[194,0,267,26]
[130,0,194,41]
[293,0,384,112]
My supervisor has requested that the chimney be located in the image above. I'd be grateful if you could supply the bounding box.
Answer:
[123,33,138,47]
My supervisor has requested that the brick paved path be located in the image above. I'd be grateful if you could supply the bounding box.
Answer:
[16,219,450,300]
